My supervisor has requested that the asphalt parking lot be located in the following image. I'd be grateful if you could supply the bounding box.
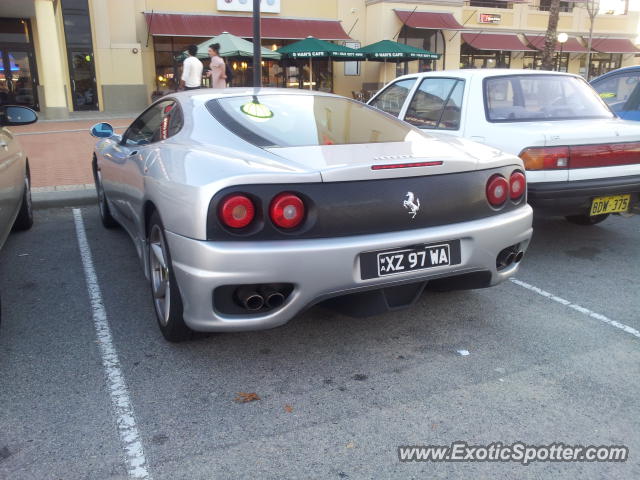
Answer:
[0,205,638,480]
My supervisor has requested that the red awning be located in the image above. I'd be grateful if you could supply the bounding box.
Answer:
[145,13,351,40]
[525,34,587,53]
[462,33,533,52]
[589,37,640,54]
[394,9,463,30]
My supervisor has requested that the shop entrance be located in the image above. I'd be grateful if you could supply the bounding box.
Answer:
[0,48,38,109]
[0,17,39,110]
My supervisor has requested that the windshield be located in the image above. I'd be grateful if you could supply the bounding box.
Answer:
[206,94,419,147]
[484,74,613,122]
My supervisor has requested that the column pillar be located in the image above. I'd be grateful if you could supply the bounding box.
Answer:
[34,0,68,119]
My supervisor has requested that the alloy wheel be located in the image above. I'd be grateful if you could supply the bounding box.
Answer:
[149,225,171,326]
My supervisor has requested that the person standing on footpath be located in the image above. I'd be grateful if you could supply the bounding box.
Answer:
[206,43,227,89]
[179,45,203,91]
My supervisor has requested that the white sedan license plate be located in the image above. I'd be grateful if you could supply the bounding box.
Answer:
[590,194,631,216]
[377,244,451,277]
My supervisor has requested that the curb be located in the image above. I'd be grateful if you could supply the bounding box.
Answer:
[33,188,97,209]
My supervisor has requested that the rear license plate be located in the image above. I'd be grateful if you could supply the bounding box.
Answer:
[590,194,631,216]
[360,240,461,280]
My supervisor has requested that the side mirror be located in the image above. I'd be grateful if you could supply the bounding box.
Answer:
[90,122,114,138]
[0,105,38,126]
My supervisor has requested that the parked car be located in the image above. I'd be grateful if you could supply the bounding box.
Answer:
[369,69,640,225]
[591,66,640,121]
[0,105,37,323]
[90,88,532,341]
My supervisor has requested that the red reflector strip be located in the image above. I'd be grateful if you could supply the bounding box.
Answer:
[372,161,443,170]
[570,142,640,169]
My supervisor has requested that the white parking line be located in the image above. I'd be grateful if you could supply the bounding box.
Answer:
[510,278,640,340]
[72,209,151,479]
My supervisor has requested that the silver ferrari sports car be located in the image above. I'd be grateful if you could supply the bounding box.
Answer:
[91,88,533,342]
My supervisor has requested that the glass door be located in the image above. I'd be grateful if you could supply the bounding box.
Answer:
[0,49,38,109]
[68,50,97,110]
[0,54,8,106]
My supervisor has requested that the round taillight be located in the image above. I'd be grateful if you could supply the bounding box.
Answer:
[510,171,526,201]
[219,194,255,229]
[270,193,305,229]
[486,175,509,208]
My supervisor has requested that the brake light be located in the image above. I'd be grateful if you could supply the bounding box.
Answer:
[519,146,569,170]
[520,142,640,170]
[570,142,640,168]
[509,171,526,201]
[270,193,305,229]
[486,175,509,208]
[372,161,443,170]
[219,194,255,229]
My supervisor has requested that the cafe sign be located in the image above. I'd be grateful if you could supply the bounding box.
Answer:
[217,0,281,13]
[479,13,501,24]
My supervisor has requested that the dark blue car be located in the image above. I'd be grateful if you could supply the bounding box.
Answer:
[591,66,640,121]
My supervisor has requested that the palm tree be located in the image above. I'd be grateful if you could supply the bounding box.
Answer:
[540,0,602,75]
[541,0,562,70]
[584,0,601,80]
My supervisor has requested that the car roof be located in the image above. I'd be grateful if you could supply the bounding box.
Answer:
[591,66,640,83]
[391,68,582,83]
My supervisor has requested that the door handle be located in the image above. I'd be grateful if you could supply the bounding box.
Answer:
[129,150,138,156]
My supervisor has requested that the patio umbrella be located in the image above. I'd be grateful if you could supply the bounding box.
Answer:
[177,32,281,60]
[357,40,440,83]
[277,36,365,90]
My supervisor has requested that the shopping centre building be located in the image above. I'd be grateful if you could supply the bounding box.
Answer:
[1,0,638,118]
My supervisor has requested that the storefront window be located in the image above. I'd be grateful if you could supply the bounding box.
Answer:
[153,38,331,92]
[537,0,574,12]
[585,53,623,79]
[523,52,569,72]
[398,26,443,73]
[153,37,208,91]
[460,43,510,69]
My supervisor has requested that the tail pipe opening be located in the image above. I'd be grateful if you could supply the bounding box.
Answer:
[497,244,524,271]
[235,287,264,311]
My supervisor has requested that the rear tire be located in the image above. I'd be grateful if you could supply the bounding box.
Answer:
[12,171,33,231]
[565,213,609,226]
[95,169,118,229]
[148,211,191,342]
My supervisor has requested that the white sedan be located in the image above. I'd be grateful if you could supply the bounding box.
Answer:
[369,69,640,225]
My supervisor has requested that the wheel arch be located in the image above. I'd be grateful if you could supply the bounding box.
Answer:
[143,200,159,237]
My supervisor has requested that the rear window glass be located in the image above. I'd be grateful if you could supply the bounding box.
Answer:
[207,94,420,147]
[484,74,613,122]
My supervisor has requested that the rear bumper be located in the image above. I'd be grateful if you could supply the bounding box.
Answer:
[528,174,640,214]
[165,205,533,332]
